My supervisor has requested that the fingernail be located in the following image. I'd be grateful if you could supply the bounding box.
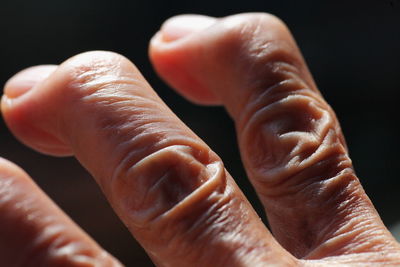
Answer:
[4,65,57,99]
[161,15,217,42]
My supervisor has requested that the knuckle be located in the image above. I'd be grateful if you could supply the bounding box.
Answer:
[218,12,297,66]
[222,13,355,200]
[240,90,352,195]
[232,12,289,34]
[220,12,288,40]
[58,50,142,101]
[110,144,227,228]
[214,12,310,114]
[227,12,353,196]
[54,50,153,144]
[109,145,265,265]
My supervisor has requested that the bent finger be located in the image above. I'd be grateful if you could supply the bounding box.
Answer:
[149,13,400,259]
[2,52,295,266]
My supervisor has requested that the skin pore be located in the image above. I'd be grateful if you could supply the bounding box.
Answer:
[0,13,399,266]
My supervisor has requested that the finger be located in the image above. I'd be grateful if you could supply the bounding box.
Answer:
[4,65,58,98]
[0,158,120,266]
[1,51,296,266]
[149,13,400,259]
[3,65,73,156]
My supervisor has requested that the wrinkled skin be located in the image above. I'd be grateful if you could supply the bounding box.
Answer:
[1,13,400,266]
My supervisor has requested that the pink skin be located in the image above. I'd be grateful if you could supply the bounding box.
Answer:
[1,13,399,266]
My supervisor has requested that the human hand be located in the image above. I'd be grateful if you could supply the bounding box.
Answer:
[1,13,399,266]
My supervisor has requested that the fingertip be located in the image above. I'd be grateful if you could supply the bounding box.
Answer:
[4,65,58,99]
[159,14,217,43]
[149,16,221,106]
[1,64,73,157]
[2,66,59,147]
[150,40,221,105]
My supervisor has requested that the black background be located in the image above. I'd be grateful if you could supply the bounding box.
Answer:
[1,0,399,266]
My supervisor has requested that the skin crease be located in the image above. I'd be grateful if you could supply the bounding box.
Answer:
[0,12,399,267]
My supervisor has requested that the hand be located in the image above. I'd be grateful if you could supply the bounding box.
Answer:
[1,13,399,266]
